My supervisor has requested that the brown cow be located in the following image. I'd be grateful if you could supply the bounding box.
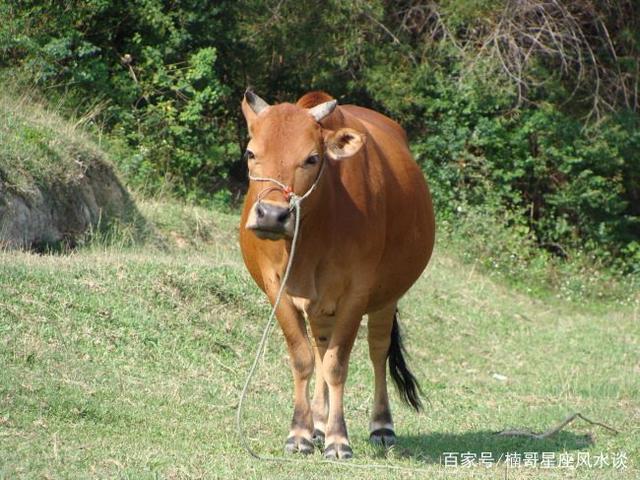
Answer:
[239,90,435,459]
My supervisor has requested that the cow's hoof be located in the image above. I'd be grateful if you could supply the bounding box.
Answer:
[312,429,325,447]
[284,436,314,455]
[324,442,353,460]
[369,428,396,447]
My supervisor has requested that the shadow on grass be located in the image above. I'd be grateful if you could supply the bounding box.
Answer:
[381,430,592,464]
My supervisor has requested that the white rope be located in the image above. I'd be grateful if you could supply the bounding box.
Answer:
[248,159,326,205]
[235,161,433,473]
[246,174,288,191]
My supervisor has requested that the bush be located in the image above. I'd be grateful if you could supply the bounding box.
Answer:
[365,46,639,272]
[1,0,238,197]
[438,203,639,304]
[109,46,238,198]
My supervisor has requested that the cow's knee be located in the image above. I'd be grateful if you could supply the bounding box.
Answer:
[290,343,314,379]
[322,354,348,387]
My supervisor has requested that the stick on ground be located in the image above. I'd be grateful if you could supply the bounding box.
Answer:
[495,412,619,440]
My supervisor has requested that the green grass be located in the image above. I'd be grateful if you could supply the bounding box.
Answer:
[0,199,638,479]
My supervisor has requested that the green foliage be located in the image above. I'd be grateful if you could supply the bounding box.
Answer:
[437,204,639,303]
[427,87,640,273]
[1,0,238,196]
[111,46,238,198]
[230,0,388,101]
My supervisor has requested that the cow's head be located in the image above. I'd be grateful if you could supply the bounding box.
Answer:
[242,90,365,240]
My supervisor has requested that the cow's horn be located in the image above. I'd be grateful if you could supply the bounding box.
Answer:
[245,89,270,115]
[308,100,337,122]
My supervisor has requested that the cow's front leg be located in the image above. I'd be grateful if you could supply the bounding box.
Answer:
[271,289,315,454]
[284,336,315,455]
[321,309,362,460]
[310,338,328,446]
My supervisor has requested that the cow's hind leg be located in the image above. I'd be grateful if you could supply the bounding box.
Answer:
[367,303,397,446]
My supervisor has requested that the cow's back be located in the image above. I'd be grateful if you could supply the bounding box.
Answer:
[326,104,435,312]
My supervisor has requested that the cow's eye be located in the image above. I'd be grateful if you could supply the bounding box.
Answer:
[244,150,255,161]
[305,154,319,166]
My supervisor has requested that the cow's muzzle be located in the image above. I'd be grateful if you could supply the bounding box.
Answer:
[245,200,294,240]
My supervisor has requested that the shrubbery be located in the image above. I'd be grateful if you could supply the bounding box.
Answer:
[1,0,638,272]
[381,67,640,273]
[1,0,238,197]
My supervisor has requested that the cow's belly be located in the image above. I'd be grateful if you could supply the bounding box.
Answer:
[366,241,431,312]
[366,190,435,312]
[287,209,434,319]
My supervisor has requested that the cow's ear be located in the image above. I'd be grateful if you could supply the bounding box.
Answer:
[241,97,256,126]
[242,89,269,127]
[324,128,366,160]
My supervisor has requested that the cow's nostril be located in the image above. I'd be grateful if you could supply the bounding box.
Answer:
[256,203,266,219]
[277,209,290,224]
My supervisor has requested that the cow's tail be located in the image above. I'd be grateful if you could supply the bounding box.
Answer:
[388,309,423,411]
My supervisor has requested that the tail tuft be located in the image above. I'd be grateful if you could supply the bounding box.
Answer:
[388,309,423,411]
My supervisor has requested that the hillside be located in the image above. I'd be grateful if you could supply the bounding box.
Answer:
[0,92,139,250]
[0,198,637,479]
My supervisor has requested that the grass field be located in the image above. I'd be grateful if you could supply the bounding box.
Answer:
[0,199,638,479]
